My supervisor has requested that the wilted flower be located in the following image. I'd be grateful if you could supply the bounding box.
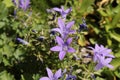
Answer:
[16,38,29,45]
[52,18,75,39]
[50,36,75,60]
[39,68,62,80]
[53,6,72,18]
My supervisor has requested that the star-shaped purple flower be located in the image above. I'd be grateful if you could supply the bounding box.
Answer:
[89,44,114,62]
[52,18,75,39]
[89,44,114,70]
[19,0,30,11]
[53,6,72,18]
[50,36,75,60]
[12,0,30,11]
[39,68,62,80]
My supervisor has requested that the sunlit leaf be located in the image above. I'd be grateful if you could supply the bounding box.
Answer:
[0,70,15,80]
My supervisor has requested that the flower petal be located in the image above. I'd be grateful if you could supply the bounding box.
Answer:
[66,38,72,45]
[51,28,62,35]
[69,30,76,34]
[46,68,53,79]
[59,51,66,60]
[104,58,112,64]
[107,64,114,69]
[54,69,62,79]
[64,7,72,13]
[53,7,62,12]
[50,46,62,51]
[66,21,74,29]
[39,77,50,80]
[56,36,64,46]
[58,18,65,31]
[67,47,75,53]
[95,63,103,70]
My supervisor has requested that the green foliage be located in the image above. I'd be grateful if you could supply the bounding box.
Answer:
[0,71,15,80]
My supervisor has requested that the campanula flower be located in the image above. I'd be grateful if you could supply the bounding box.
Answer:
[52,18,75,39]
[95,56,113,70]
[40,68,62,80]
[12,0,30,11]
[19,0,30,11]
[89,44,114,62]
[50,36,75,60]
[16,38,29,45]
[53,6,72,18]
[89,44,114,70]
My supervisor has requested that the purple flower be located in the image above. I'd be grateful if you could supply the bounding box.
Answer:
[95,56,113,70]
[89,44,114,70]
[53,6,72,18]
[90,44,114,62]
[16,38,29,45]
[79,18,87,32]
[50,36,75,60]
[19,0,30,11]
[52,18,75,39]
[39,68,62,80]
[66,74,76,80]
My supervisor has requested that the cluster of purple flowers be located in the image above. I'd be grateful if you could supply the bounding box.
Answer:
[13,1,115,78]
[50,6,75,60]
[39,5,115,80]
[90,44,115,70]
[12,0,30,11]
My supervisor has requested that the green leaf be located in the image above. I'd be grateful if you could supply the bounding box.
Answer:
[0,53,3,63]
[2,57,10,66]
[2,0,13,7]
[115,51,120,58]
[0,70,15,80]
[0,22,5,28]
[80,0,94,13]
[111,58,120,70]
[0,3,8,19]
[114,69,120,78]
[110,31,120,42]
